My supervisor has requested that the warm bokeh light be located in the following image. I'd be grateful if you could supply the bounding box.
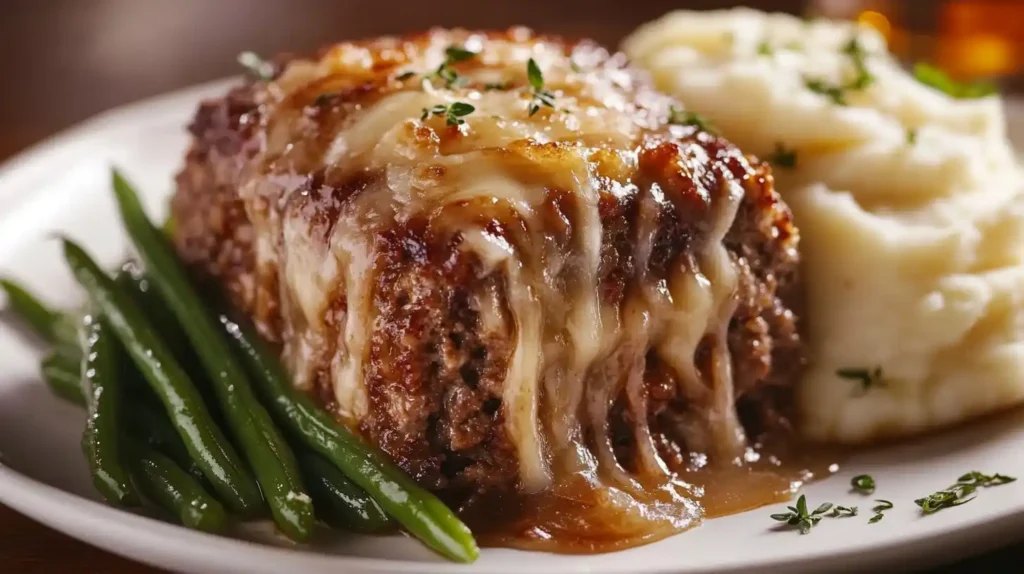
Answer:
[937,33,1015,78]
[937,1,1021,78]
[857,10,891,40]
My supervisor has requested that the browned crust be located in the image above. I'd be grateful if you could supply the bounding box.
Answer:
[171,29,803,493]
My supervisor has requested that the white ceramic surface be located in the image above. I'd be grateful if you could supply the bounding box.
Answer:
[2,81,1024,574]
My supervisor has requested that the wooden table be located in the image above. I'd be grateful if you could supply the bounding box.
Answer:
[1,1,1021,572]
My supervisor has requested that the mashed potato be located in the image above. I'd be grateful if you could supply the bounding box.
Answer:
[624,8,1024,444]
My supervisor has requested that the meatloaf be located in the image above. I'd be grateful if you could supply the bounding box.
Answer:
[170,28,803,500]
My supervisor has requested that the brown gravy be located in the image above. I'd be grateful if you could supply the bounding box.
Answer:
[459,440,842,553]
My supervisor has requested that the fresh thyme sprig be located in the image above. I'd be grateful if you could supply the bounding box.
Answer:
[433,45,478,88]
[771,471,1016,532]
[527,58,556,116]
[770,495,835,534]
[421,102,476,126]
[915,472,1016,514]
[444,45,477,63]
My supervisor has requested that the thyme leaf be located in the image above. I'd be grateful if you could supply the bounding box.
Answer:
[526,58,556,116]
[851,474,876,494]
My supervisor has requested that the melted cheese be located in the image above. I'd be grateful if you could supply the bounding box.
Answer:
[239,28,750,507]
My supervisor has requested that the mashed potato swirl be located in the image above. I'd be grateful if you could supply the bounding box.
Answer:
[624,8,1024,444]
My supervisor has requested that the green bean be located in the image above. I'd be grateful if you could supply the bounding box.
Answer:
[43,353,227,532]
[125,395,211,487]
[114,261,191,351]
[218,312,479,562]
[110,170,314,542]
[114,265,214,406]
[299,451,393,533]
[61,238,262,514]
[1,278,78,357]
[114,261,178,331]
[103,267,207,484]
[43,350,210,489]
[80,314,139,506]
[127,440,228,533]
[40,352,85,407]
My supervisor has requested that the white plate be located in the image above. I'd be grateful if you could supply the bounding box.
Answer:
[2,81,1024,574]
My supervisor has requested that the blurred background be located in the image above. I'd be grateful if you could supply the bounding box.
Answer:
[1,0,1023,572]
[1,0,1023,160]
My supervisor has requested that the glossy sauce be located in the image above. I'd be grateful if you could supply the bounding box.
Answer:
[461,439,841,553]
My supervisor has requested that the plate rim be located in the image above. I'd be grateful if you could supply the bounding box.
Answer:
[5,458,1021,574]
[1,79,1024,574]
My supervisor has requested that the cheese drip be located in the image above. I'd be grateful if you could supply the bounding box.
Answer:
[236,28,763,547]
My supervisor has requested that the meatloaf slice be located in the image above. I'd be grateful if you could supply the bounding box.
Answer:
[171,28,803,495]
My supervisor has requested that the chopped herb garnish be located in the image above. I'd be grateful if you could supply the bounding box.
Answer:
[766,143,797,169]
[770,494,834,534]
[432,45,478,88]
[237,51,275,81]
[915,472,1016,515]
[526,58,556,116]
[842,37,875,90]
[570,59,582,73]
[851,474,876,494]
[757,41,773,56]
[869,499,893,523]
[447,101,476,123]
[395,71,416,81]
[667,106,716,133]
[804,35,874,105]
[444,45,478,63]
[837,366,885,395]
[421,104,445,121]
[527,58,543,87]
[484,81,512,91]
[828,505,858,518]
[914,63,997,99]
[906,127,918,145]
[435,66,459,87]
[915,489,973,514]
[957,471,1016,487]
[420,102,476,126]
[805,79,848,105]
